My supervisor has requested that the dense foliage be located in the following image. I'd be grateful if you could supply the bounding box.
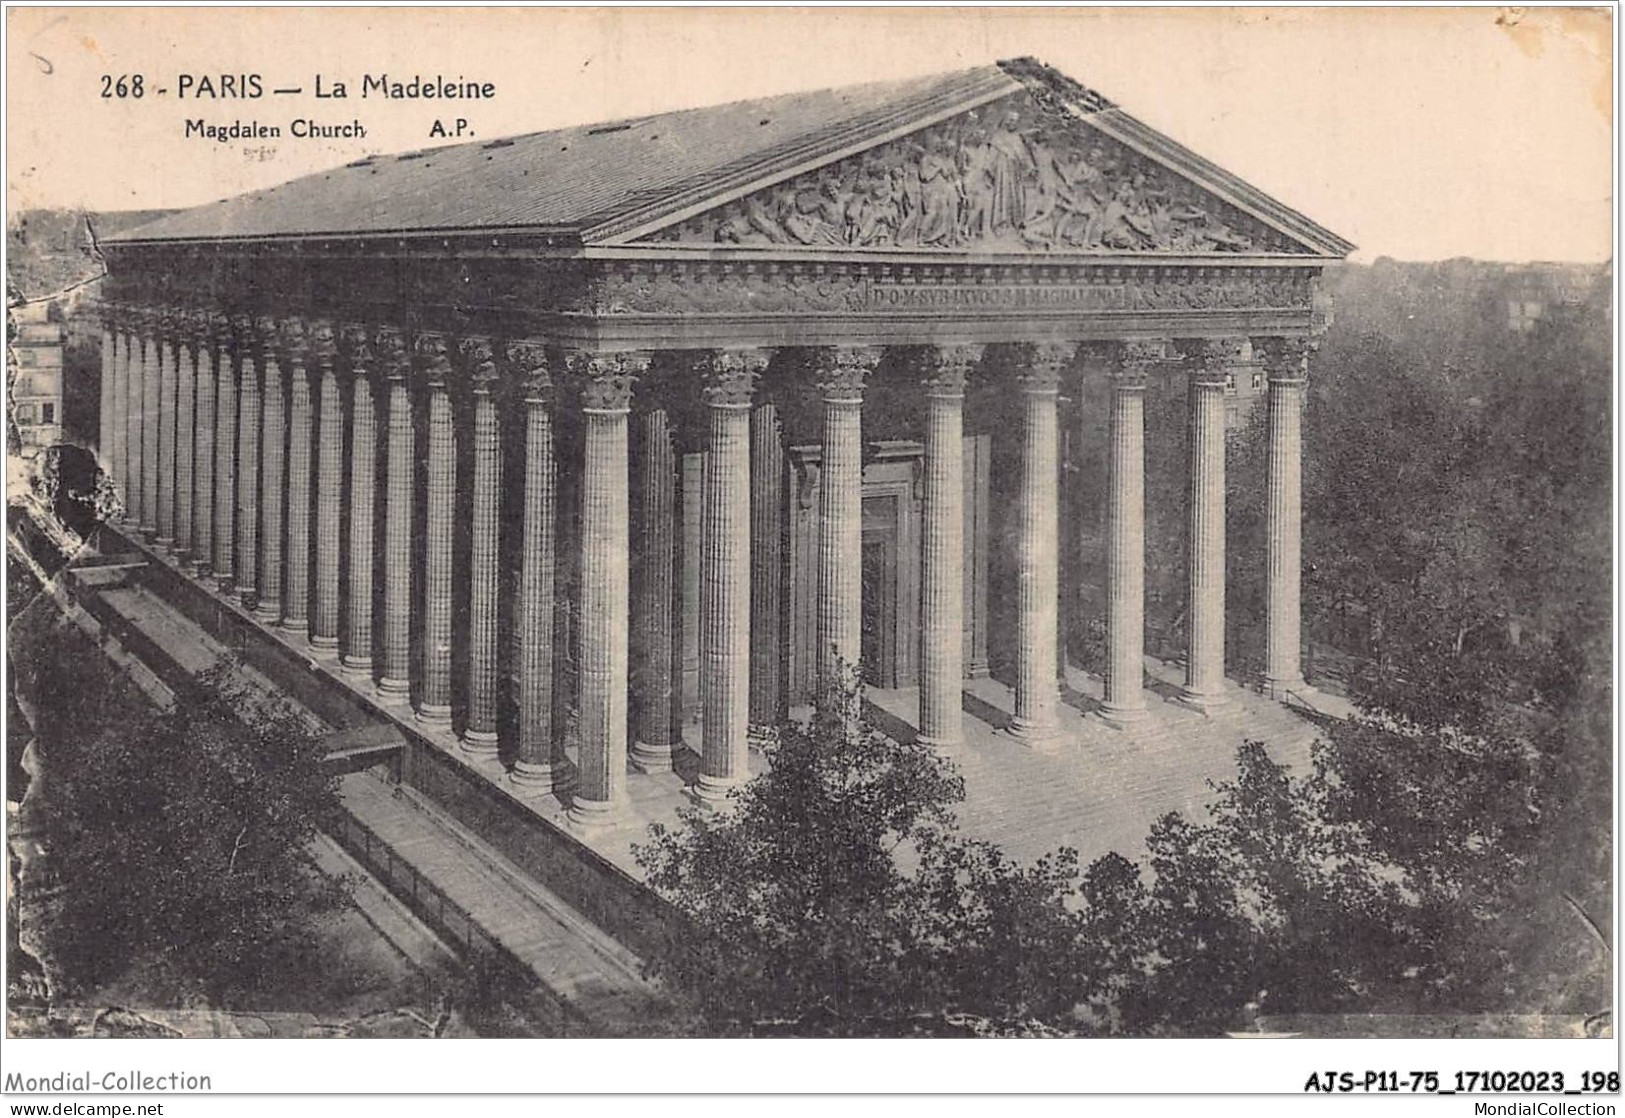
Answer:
[22,623,348,1006]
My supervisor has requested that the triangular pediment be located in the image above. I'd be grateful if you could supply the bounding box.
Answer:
[616,74,1349,258]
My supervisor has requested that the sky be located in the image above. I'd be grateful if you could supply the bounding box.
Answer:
[5,6,1614,262]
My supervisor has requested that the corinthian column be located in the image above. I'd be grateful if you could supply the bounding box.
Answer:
[310,323,343,650]
[173,315,196,560]
[255,317,286,622]
[816,347,879,682]
[1179,338,1236,710]
[508,343,563,794]
[919,345,978,751]
[630,405,678,774]
[341,325,378,675]
[376,327,414,698]
[211,314,238,590]
[190,313,216,577]
[415,333,456,727]
[1006,344,1068,751]
[234,317,262,609]
[460,338,502,753]
[1255,335,1310,700]
[279,319,313,633]
[1101,341,1157,729]
[154,313,177,546]
[123,317,142,522]
[569,352,643,828]
[696,350,761,804]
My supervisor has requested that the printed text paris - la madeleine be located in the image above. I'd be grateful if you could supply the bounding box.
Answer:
[174,73,496,99]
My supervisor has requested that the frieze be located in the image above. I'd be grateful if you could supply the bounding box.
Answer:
[593,262,1311,317]
[640,90,1301,255]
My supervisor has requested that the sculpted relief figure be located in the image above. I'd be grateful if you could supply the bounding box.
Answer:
[665,93,1274,254]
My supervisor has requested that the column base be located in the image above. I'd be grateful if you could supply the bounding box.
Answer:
[508,758,568,797]
[628,740,675,774]
[340,654,373,678]
[567,794,624,830]
[691,772,744,808]
[279,616,309,636]
[459,727,500,756]
[155,536,175,550]
[915,733,964,755]
[1266,675,1307,702]
[1176,685,1230,713]
[375,675,410,699]
[1096,702,1149,732]
[309,632,340,652]
[252,600,280,622]
[181,556,203,577]
[414,702,452,727]
[1005,717,1063,753]
[213,574,235,595]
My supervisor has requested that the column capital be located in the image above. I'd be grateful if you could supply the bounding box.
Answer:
[250,314,282,354]
[413,331,454,389]
[460,335,501,395]
[277,317,311,369]
[307,320,337,368]
[1252,335,1313,383]
[700,349,765,409]
[574,351,647,411]
[99,301,126,332]
[922,344,981,397]
[505,339,552,399]
[815,345,881,401]
[1178,337,1242,386]
[178,308,212,352]
[340,322,375,370]
[1015,342,1072,394]
[207,311,234,348]
[1098,339,1164,389]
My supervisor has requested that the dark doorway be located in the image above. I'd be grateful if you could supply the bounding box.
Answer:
[861,496,900,688]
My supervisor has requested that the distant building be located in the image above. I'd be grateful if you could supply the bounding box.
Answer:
[9,302,64,457]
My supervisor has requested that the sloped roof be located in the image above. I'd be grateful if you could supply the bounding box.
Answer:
[107,58,1352,256]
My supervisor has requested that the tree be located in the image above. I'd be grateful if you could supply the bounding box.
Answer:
[26,624,349,1005]
[634,667,1090,1036]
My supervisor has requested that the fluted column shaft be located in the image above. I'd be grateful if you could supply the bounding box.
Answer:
[98,319,115,474]
[172,327,195,556]
[630,408,678,772]
[376,328,414,696]
[255,327,286,622]
[122,327,141,519]
[919,346,976,750]
[1259,337,1309,698]
[509,345,560,792]
[461,340,501,751]
[191,320,216,575]
[311,327,343,649]
[1181,340,1233,708]
[816,348,877,681]
[341,327,378,674]
[140,321,160,536]
[110,326,129,502]
[212,321,238,588]
[748,403,784,728]
[280,326,313,632]
[235,324,262,607]
[570,354,640,827]
[1008,346,1066,749]
[415,337,456,725]
[697,352,759,803]
[138,325,157,532]
[1102,344,1154,727]
[156,327,179,546]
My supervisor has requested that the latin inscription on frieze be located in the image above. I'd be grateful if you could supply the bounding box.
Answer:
[866,278,1308,313]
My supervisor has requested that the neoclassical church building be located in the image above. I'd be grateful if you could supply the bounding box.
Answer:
[94,59,1351,834]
